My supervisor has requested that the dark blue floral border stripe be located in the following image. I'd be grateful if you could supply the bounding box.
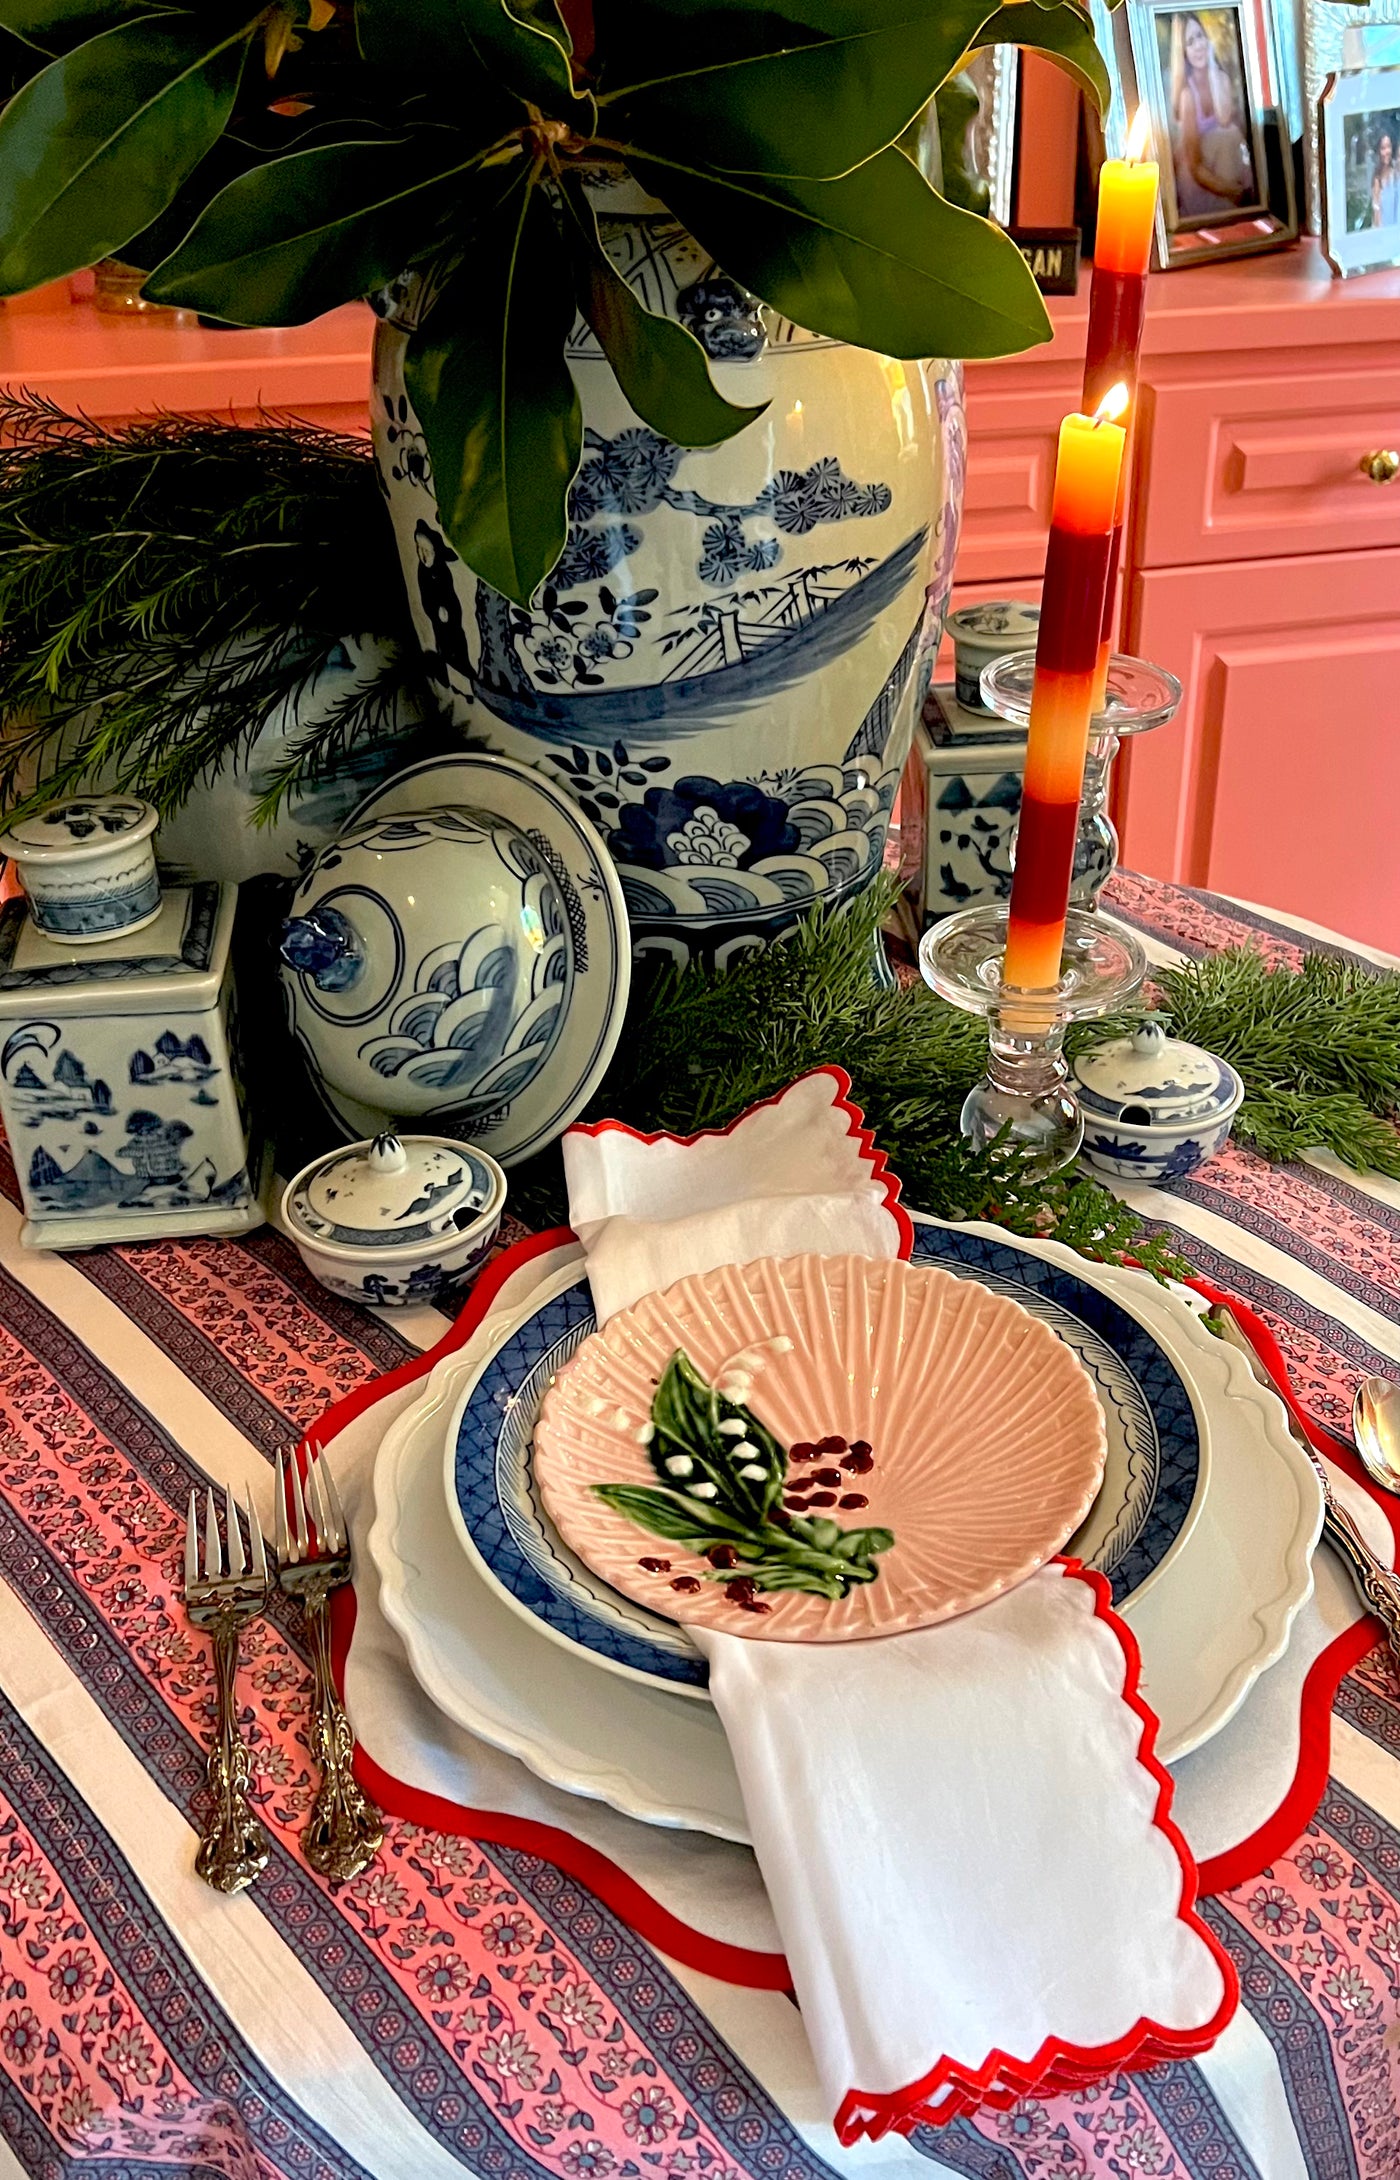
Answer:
[0,1137,415,1382]
[488,1852,839,2180]
[1108,879,1385,974]
[1165,1181,1400,1325]
[0,1697,366,2180]
[1333,1669,1400,1760]
[0,1387,841,2180]
[1122,1221,1400,1384]
[910,2122,1020,2176]
[1314,1781,1400,1896]
[1201,1901,1358,2180]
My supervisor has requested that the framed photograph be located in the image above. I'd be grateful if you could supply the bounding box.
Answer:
[1303,0,1400,230]
[963,45,1018,228]
[1319,64,1400,274]
[1088,0,1299,263]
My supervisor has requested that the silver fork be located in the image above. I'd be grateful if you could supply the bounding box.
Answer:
[275,1445,384,1881]
[183,1484,271,1894]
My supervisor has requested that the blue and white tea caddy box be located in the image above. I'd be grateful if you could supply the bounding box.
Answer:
[0,880,267,1251]
[910,698,1026,926]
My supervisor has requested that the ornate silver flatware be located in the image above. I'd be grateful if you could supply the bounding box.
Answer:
[275,1446,384,1882]
[183,1484,271,1894]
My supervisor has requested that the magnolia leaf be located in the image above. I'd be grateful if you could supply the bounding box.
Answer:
[357,0,587,116]
[404,171,581,606]
[146,131,508,323]
[0,13,256,295]
[0,0,152,47]
[603,0,1001,180]
[558,175,765,449]
[625,142,1050,359]
[978,2,1111,116]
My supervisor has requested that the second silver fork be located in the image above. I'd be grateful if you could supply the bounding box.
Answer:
[276,1446,384,1881]
[184,1484,271,1895]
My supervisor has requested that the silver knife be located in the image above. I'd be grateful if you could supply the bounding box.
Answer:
[1205,1302,1400,1668]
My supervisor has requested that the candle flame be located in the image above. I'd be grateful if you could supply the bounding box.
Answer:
[1093,381,1130,426]
[1125,106,1154,163]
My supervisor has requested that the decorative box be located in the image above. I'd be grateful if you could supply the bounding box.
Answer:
[0,881,267,1251]
[907,696,1026,927]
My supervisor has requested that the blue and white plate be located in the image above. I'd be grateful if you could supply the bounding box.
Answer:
[443,1224,1206,1698]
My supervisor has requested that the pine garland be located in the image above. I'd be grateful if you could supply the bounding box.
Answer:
[1071,949,1400,1178]
[0,397,427,828]
[511,877,1188,1278]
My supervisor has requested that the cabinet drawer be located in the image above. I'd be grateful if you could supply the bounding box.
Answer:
[957,373,1081,584]
[1135,366,1400,568]
[1122,546,1400,954]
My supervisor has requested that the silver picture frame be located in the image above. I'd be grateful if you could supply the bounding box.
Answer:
[1319,61,1400,274]
[1303,0,1400,230]
[1088,0,1299,264]
[964,45,1019,227]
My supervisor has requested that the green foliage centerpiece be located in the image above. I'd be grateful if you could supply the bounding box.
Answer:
[0,0,1110,605]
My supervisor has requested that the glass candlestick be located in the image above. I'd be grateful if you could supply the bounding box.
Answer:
[919,902,1147,1172]
[980,652,1182,909]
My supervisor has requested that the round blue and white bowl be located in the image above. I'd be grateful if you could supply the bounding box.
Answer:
[1072,1017,1244,1185]
[0,794,161,943]
[281,1130,507,1307]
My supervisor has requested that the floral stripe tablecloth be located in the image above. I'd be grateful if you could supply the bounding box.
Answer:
[0,870,1397,2180]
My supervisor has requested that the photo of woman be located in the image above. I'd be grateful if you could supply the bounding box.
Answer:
[1155,6,1263,226]
[1342,109,1400,231]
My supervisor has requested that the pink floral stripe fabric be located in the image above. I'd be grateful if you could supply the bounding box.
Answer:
[0,871,1396,2180]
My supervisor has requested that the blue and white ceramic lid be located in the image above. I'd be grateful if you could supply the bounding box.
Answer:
[286,1131,503,1251]
[1072,1016,1244,1129]
[0,795,157,863]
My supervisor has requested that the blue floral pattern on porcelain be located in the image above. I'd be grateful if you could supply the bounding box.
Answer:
[279,805,576,1120]
[447,1224,1203,1696]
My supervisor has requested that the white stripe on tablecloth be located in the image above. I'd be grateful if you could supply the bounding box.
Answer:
[0,2132,32,2180]
[0,1572,478,2180]
[1329,1713,1400,1832]
[1194,2013,1313,2180]
[1110,1181,1400,1364]
[0,1190,268,1491]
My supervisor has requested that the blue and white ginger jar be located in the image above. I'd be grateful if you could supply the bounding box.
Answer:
[1074,1017,1244,1184]
[278,803,572,1120]
[371,172,964,969]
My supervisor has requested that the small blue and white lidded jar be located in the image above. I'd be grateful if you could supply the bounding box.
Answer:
[0,795,161,943]
[1073,1016,1245,1185]
[280,1129,507,1306]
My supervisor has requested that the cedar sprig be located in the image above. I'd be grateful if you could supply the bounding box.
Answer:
[0,394,430,827]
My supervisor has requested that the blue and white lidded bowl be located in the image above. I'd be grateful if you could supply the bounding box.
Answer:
[281,1130,507,1307]
[0,795,161,944]
[945,600,1041,714]
[1073,1016,1245,1185]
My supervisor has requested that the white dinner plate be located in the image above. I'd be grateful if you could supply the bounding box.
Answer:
[369,1236,1323,1834]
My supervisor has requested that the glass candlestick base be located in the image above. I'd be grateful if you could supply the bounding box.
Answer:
[919,903,1148,1172]
[979,652,1183,910]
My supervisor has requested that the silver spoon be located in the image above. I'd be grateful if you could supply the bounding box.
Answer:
[1353,1377,1400,1496]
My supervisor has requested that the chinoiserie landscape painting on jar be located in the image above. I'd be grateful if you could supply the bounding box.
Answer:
[374,180,964,970]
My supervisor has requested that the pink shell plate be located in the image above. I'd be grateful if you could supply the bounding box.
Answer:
[533,1253,1108,1642]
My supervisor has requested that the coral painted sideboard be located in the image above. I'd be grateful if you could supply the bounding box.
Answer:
[5,245,1400,950]
[957,238,1400,954]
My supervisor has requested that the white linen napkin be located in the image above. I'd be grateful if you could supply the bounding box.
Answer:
[561,1070,1238,2136]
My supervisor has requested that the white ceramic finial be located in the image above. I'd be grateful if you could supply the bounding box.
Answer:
[368,1132,407,1175]
[1132,1016,1167,1055]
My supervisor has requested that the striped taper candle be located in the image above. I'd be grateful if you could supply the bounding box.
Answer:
[1084,109,1159,708]
[1003,388,1128,995]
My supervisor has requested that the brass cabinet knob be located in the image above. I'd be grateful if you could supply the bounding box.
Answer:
[1360,448,1400,483]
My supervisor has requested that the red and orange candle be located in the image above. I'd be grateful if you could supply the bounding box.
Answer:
[1003,387,1128,995]
[1083,109,1159,706]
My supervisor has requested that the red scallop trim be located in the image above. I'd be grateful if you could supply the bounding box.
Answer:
[567,1065,915,1262]
[309,1212,1387,2011]
[830,1559,1240,2144]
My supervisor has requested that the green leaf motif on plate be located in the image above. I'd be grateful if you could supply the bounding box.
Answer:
[594,1347,894,1603]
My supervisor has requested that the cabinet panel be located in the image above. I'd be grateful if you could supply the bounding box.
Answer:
[957,376,1080,583]
[1122,549,1400,953]
[1136,366,1400,569]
